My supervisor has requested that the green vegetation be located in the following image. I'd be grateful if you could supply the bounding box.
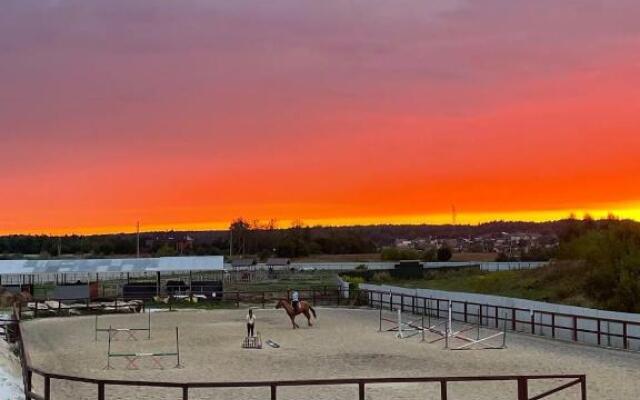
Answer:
[380,264,591,307]
[350,219,640,313]
[557,220,640,312]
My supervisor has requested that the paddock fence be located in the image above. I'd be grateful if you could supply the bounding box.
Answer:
[363,289,640,352]
[9,290,591,400]
[15,286,364,319]
[23,368,587,400]
[13,285,640,352]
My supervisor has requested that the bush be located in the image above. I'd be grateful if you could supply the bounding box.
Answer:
[559,222,640,312]
[342,275,365,286]
[380,247,421,261]
[372,271,392,283]
[436,246,452,261]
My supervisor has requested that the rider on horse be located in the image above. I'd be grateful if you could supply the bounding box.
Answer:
[291,289,300,312]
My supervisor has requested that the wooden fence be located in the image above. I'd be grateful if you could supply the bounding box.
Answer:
[8,289,590,399]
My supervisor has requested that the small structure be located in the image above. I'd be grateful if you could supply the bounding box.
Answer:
[391,260,423,279]
[190,280,223,298]
[266,258,290,268]
[231,259,257,270]
[53,281,99,300]
[122,282,158,300]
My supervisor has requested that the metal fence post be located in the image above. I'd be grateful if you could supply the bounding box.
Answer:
[358,382,365,400]
[517,377,528,400]
[183,386,189,400]
[271,384,277,400]
[25,370,32,395]
[440,380,448,400]
[531,311,535,335]
[44,376,50,400]
[464,302,468,323]
[98,382,105,400]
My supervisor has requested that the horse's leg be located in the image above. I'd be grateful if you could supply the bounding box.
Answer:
[290,314,298,329]
[304,309,312,326]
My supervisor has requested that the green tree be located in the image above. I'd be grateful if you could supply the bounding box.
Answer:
[156,244,177,257]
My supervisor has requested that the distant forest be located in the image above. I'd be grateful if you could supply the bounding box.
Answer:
[0,217,630,260]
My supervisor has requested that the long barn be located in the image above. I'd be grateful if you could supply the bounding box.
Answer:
[0,256,224,299]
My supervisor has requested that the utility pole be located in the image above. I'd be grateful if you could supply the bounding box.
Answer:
[136,221,140,258]
[229,229,233,257]
[57,237,62,257]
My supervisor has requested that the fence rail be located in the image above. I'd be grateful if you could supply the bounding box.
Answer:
[15,286,640,352]
[10,289,591,399]
[24,364,586,400]
[365,289,640,352]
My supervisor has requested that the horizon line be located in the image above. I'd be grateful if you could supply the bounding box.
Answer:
[2,212,636,237]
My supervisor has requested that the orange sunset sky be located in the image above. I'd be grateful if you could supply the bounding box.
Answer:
[1,1,640,235]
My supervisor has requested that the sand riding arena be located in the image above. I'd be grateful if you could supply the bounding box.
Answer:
[18,305,640,400]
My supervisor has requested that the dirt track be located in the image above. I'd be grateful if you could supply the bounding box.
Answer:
[21,308,640,399]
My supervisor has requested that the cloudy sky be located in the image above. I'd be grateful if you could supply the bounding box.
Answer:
[1,0,639,233]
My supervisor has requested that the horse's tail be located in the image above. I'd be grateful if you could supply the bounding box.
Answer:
[309,306,317,319]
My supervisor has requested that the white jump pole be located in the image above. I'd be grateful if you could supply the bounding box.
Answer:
[448,300,452,337]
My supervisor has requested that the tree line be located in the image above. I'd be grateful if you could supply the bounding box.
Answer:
[1,217,637,265]
[557,217,640,312]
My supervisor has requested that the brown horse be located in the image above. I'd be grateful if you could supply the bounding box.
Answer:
[275,299,317,329]
[0,287,32,308]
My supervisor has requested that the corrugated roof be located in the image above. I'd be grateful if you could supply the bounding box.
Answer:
[266,258,290,266]
[0,256,224,275]
[231,258,256,267]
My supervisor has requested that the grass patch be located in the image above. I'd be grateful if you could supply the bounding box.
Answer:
[352,262,599,308]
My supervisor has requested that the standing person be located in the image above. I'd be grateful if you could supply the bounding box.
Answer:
[246,308,256,337]
[291,289,300,312]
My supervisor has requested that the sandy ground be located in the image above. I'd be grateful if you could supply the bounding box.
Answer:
[20,308,640,400]
[0,341,23,400]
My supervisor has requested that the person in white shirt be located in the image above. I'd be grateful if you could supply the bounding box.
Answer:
[246,308,256,337]
[291,290,300,312]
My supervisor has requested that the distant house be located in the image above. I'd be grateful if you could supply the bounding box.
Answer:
[394,239,413,248]
[231,258,257,270]
[266,258,290,267]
